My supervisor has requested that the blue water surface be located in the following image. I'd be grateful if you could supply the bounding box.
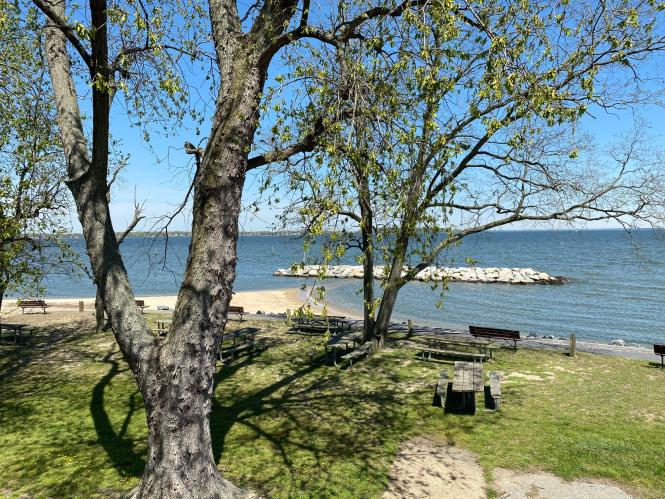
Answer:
[29,229,665,345]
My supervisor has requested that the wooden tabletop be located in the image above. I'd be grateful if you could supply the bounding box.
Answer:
[452,361,484,393]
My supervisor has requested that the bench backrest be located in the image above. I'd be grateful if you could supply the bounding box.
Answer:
[135,300,145,307]
[654,344,665,355]
[19,300,47,306]
[228,306,244,313]
[469,325,520,339]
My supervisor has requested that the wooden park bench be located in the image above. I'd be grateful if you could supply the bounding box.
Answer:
[654,344,665,369]
[18,299,49,314]
[469,325,520,351]
[485,371,502,410]
[228,305,246,321]
[135,300,149,313]
[339,341,372,368]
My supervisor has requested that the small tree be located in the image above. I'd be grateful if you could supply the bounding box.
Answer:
[0,0,73,310]
[270,0,665,346]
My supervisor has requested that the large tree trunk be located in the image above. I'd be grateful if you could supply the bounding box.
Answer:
[129,353,240,497]
[42,0,302,495]
[43,1,254,495]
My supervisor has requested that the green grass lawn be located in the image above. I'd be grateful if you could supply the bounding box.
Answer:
[1,315,664,498]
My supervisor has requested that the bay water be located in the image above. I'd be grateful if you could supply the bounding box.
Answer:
[33,229,665,346]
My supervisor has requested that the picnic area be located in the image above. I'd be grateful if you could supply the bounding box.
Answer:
[0,311,664,498]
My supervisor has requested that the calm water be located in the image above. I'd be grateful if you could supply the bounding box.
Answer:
[29,229,665,345]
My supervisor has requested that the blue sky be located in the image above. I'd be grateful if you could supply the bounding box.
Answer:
[62,4,665,234]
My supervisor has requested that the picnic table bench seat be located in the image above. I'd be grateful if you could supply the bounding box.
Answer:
[221,342,253,359]
[469,325,520,351]
[435,371,450,408]
[18,299,49,314]
[654,344,665,369]
[340,342,372,367]
[486,371,502,410]
[412,345,486,362]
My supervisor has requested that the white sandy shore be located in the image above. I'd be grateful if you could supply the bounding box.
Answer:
[3,287,358,318]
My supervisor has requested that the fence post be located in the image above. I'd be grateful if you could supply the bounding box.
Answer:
[78,300,84,313]
[407,319,414,338]
[569,333,576,358]
[286,309,292,326]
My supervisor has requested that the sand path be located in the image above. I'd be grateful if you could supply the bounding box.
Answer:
[383,437,635,499]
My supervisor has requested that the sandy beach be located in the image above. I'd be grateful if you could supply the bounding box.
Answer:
[1,287,357,319]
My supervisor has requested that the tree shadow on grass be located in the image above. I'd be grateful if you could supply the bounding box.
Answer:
[208,347,436,497]
[89,348,146,477]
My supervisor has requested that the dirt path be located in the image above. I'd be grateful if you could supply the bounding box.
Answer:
[383,437,635,499]
[382,437,486,498]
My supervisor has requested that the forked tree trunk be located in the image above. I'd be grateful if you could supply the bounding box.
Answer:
[41,0,331,495]
[42,1,260,495]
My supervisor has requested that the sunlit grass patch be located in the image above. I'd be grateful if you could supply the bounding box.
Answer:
[1,317,664,497]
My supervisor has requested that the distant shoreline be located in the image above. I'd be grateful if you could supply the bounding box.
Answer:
[57,226,660,238]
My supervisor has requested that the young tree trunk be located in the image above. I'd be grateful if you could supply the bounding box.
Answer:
[360,235,375,344]
[373,282,401,346]
[372,235,409,347]
[0,284,5,313]
[358,175,376,345]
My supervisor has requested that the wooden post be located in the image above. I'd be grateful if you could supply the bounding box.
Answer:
[569,333,576,358]
[286,309,291,326]
[407,319,413,338]
[78,300,84,313]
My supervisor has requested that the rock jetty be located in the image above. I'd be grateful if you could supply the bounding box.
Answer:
[273,265,566,285]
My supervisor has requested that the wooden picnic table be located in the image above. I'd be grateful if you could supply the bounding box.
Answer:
[291,314,351,336]
[0,323,29,344]
[451,361,484,414]
[219,327,264,362]
[419,334,495,359]
[324,333,360,366]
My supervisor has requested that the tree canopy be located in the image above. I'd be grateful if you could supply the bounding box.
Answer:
[263,0,665,342]
[0,0,75,309]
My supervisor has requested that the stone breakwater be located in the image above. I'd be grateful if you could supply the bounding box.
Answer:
[273,265,566,285]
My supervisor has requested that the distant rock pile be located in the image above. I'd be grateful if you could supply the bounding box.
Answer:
[273,265,566,285]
